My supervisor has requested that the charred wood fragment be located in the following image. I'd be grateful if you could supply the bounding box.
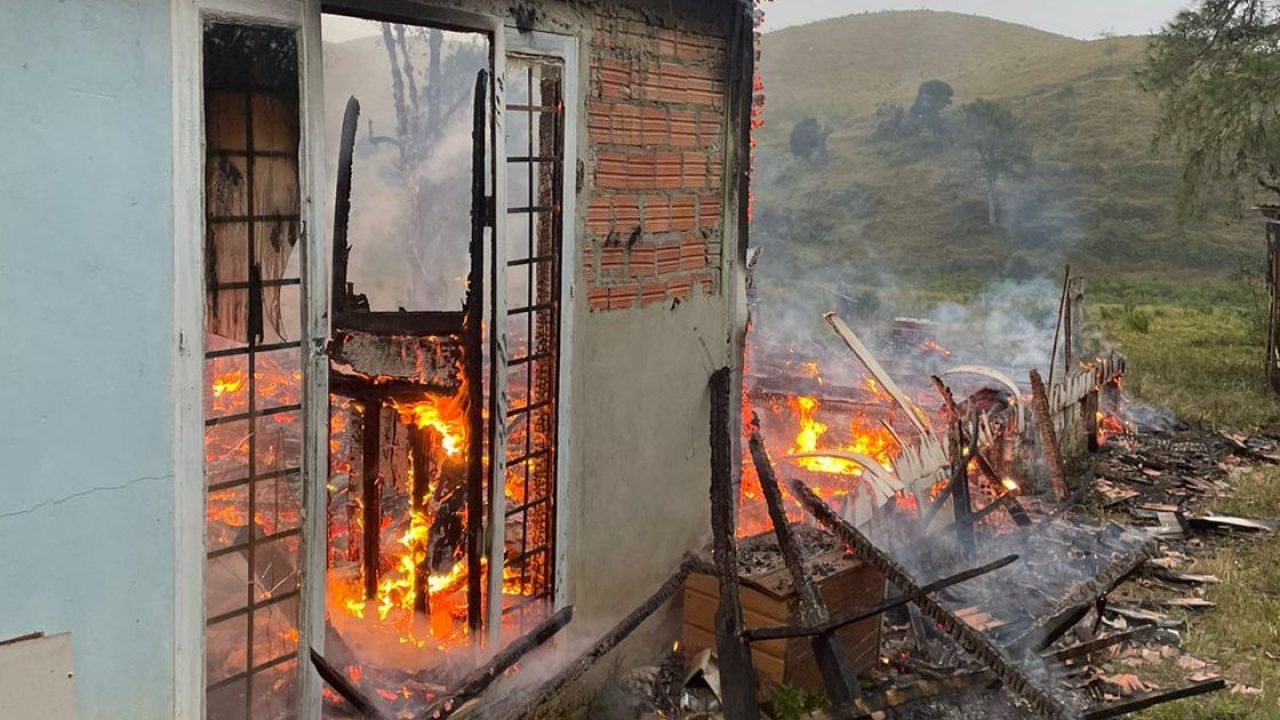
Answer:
[414,606,574,720]
[930,376,1031,527]
[710,369,762,720]
[791,480,1076,720]
[742,554,1018,644]
[507,560,697,720]
[1030,369,1068,499]
[1081,678,1226,720]
[1013,538,1156,653]
[310,648,388,720]
[749,432,860,707]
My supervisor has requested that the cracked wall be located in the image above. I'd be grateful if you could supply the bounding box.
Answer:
[0,1,178,718]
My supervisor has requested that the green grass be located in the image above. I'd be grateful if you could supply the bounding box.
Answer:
[753,11,1261,293]
[1132,466,1280,720]
[1090,302,1280,718]
[1096,303,1280,429]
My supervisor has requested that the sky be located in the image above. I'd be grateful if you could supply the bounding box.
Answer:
[761,0,1195,39]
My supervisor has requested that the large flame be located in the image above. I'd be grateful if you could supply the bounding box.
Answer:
[393,395,467,458]
[787,395,899,476]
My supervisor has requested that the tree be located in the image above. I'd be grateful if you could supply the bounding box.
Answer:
[1139,0,1280,212]
[957,99,1033,225]
[910,79,954,134]
[789,118,831,161]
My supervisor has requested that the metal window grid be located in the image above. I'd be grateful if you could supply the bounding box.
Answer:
[502,57,564,620]
[202,24,303,720]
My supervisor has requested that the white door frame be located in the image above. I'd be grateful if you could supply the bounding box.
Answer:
[171,0,326,717]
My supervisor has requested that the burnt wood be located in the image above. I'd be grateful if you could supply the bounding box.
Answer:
[414,606,574,720]
[507,561,697,720]
[791,480,1074,720]
[464,69,488,636]
[742,554,1018,644]
[1030,369,1068,498]
[1013,537,1157,652]
[748,432,860,707]
[930,375,1032,527]
[1082,678,1226,720]
[711,369,762,720]
[310,648,387,720]
[1050,626,1156,663]
[331,96,359,313]
[361,403,382,600]
[333,310,465,336]
[1049,266,1070,387]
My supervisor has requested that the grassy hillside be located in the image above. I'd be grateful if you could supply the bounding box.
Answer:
[753,11,1260,311]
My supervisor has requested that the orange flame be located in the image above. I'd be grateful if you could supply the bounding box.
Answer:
[788,395,899,476]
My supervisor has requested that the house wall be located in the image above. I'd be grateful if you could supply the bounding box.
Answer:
[0,0,745,715]
[0,1,178,719]
[563,2,743,623]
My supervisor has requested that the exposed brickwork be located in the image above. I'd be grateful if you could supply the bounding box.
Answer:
[584,11,728,312]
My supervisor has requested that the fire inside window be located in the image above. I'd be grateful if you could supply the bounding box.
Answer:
[201,23,305,720]
[200,15,570,715]
[502,55,565,623]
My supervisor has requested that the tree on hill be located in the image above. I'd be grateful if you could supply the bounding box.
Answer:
[957,99,1033,225]
[789,117,832,161]
[911,79,954,135]
[1140,0,1280,211]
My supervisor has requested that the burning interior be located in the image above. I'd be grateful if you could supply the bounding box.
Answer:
[201,12,568,717]
[192,3,1210,720]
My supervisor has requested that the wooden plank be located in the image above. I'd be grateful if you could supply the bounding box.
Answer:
[684,587,790,658]
[682,624,789,684]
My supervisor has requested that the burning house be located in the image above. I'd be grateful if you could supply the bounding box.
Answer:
[0,0,755,717]
[0,1,1244,719]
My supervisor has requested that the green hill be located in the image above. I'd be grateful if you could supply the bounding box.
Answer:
[753,10,1259,306]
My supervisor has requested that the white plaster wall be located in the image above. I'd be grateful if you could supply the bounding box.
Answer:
[0,1,177,718]
[563,293,731,620]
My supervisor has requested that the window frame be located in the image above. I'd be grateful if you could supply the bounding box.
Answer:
[177,3,585,716]
[173,1,328,717]
[489,27,579,644]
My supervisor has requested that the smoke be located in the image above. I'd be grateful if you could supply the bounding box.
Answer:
[927,277,1060,375]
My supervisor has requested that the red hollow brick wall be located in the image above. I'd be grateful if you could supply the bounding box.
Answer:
[584,12,728,312]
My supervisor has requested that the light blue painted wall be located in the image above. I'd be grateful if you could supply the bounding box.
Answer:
[0,1,176,718]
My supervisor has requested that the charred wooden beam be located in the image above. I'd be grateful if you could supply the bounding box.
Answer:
[1049,266,1070,387]
[711,369,762,720]
[950,414,975,557]
[749,432,860,707]
[791,480,1076,720]
[1050,626,1156,663]
[929,376,1031,527]
[414,606,574,720]
[361,402,381,600]
[410,429,433,615]
[331,96,359,309]
[1081,678,1226,720]
[743,554,1018,644]
[1013,538,1156,653]
[1029,369,1068,499]
[310,648,387,720]
[507,560,697,720]
[464,69,489,637]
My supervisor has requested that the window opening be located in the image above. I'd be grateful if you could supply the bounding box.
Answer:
[320,14,495,717]
[202,23,305,720]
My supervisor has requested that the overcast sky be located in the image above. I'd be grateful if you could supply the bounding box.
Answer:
[762,1,1195,39]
